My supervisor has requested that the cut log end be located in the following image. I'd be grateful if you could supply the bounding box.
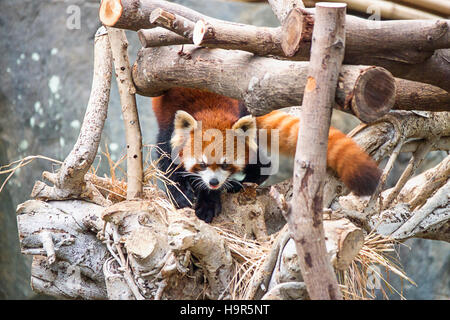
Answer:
[150,8,175,26]
[281,8,314,57]
[352,67,396,123]
[336,228,364,270]
[193,20,207,46]
[99,0,123,27]
[315,2,348,9]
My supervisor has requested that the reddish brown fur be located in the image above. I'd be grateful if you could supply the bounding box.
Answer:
[153,89,381,195]
[153,88,253,166]
[256,110,381,195]
[152,87,240,130]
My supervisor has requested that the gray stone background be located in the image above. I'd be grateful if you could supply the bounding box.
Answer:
[0,0,448,299]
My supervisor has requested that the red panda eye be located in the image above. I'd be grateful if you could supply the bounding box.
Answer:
[198,162,207,170]
[221,163,230,170]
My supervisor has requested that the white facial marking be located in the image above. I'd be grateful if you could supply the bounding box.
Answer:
[183,156,196,171]
[198,167,230,189]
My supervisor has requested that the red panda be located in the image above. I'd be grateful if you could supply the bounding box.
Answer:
[153,87,381,223]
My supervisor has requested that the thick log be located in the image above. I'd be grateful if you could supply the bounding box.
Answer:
[132,45,396,122]
[394,79,450,112]
[288,2,347,300]
[363,49,450,93]
[268,0,305,23]
[281,7,314,57]
[107,28,144,199]
[192,19,284,56]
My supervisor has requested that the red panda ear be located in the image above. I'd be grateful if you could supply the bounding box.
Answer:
[171,111,197,151]
[174,110,197,131]
[232,115,257,152]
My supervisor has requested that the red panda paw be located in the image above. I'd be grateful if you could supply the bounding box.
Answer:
[194,190,222,223]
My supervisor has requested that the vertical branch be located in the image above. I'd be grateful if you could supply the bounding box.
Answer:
[107,27,144,199]
[288,3,347,300]
[54,27,112,197]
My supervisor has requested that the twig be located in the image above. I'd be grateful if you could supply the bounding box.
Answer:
[382,139,437,209]
[150,8,196,40]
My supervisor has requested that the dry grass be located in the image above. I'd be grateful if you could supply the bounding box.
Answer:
[338,232,415,300]
[213,226,274,300]
[0,155,63,193]
[1,146,413,301]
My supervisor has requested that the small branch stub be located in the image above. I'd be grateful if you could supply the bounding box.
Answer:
[150,8,196,40]
[193,20,208,46]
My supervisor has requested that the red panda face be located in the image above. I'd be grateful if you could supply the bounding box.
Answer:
[170,110,257,190]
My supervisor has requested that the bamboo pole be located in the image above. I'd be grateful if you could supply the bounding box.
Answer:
[306,0,442,19]
[397,0,450,16]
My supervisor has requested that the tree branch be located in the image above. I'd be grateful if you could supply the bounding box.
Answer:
[30,27,112,202]
[107,27,143,199]
[133,45,398,122]
[287,3,347,300]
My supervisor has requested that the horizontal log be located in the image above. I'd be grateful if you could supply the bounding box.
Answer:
[132,45,396,122]
[133,44,450,114]
[100,0,231,31]
[102,0,450,58]
[192,19,284,56]
[282,9,450,91]
[117,0,450,91]
[393,78,450,112]
[363,49,450,93]
[149,8,196,40]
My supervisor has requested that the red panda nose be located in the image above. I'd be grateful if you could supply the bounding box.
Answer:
[209,178,219,187]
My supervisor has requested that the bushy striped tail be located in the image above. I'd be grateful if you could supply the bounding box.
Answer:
[327,127,381,195]
[256,110,381,196]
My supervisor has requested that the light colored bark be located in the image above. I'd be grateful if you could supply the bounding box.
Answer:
[30,27,112,201]
[287,3,347,300]
[150,8,196,40]
[268,0,305,23]
[133,45,396,122]
[107,27,143,199]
